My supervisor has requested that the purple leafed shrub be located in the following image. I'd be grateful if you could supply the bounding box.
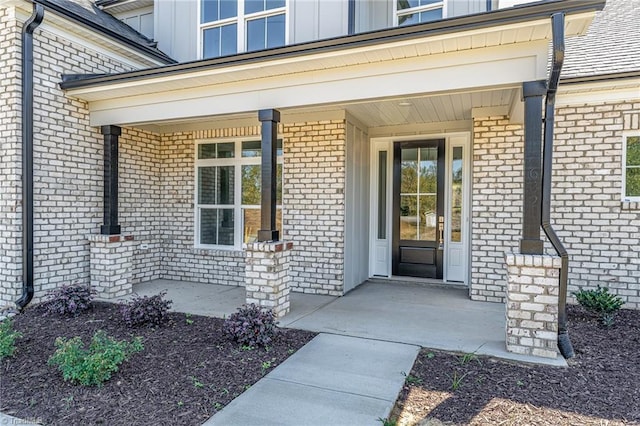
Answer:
[223,304,279,348]
[43,285,95,317]
[119,292,173,328]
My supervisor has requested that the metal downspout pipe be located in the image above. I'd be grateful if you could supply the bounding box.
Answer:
[541,12,574,358]
[16,3,45,309]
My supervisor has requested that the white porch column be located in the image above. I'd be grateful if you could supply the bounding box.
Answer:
[245,241,293,318]
[504,253,561,359]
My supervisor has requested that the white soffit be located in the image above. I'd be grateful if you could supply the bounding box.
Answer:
[100,0,153,14]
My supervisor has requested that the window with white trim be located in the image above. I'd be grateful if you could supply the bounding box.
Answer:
[199,0,286,59]
[195,139,283,249]
[396,0,444,26]
[623,134,640,201]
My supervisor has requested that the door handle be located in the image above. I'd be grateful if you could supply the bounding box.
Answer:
[438,216,444,249]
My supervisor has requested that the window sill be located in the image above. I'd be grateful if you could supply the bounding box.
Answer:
[193,246,246,257]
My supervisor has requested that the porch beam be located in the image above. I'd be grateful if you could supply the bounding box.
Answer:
[100,125,121,235]
[519,80,546,254]
[257,109,280,242]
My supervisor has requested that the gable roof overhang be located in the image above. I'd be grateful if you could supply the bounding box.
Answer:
[60,0,605,130]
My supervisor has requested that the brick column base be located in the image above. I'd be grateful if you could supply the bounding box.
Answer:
[505,253,561,359]
[245,241,293,318]
[88,234,135,299]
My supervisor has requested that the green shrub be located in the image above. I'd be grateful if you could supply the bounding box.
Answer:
[573,286,624,326]
[0,319,22,360]
[48,330,143,386]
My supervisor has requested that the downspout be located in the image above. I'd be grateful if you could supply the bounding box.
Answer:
[541,12,574,359]
[16,3,45,309]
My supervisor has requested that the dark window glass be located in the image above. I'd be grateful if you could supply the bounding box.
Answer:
[246,17,265,51]
[378,151,387,239]
[201,0,237,23]
[451,147,463,242]
[246,0,284,14]
[247,14,285,51]
[266,14,285,48]
[200,208,234,245]
[203,24,237,59]
[241,139,283,157]
[198,166,235,205]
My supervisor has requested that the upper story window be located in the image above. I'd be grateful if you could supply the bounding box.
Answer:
[623,134,640,201]
[396,0,444,26]
[200,0,286,59]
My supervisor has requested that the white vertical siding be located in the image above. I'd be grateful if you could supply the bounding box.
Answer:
[355,0,490,33]
[355,1,392,34]
[290,0,349,44]
[448,0,489,18]
[344,117,370,293]
[154,0,197,62]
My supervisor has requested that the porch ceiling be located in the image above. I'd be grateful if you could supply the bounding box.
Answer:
[126,87,519,134]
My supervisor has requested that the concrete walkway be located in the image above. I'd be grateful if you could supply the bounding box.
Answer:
[204,334,420,426]
[134,278,566,366]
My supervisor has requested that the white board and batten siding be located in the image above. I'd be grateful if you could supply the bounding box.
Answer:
[154,0,198,63]
[290,0,350,44]
[344,118,370,293]
[355,0,492,33]
[153,0,349,63]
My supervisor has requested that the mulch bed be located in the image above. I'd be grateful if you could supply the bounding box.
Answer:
[1,302,316,426]
[391,305,640,425]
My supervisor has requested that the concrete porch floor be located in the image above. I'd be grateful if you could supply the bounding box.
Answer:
[133,279,566,366]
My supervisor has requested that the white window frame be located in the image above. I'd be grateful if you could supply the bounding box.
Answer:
[622,132,640,202]
[197,0,289,59]
[194,138,284,250]
[393,0,447,27]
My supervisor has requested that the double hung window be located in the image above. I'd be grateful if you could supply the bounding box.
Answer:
[195,139,283,249]
[200,0,286,59]
[623,134,640,201]
[396,0,444,26]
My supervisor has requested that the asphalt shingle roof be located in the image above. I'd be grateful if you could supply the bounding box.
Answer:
[40,0,174,63]
[562,0,640,78]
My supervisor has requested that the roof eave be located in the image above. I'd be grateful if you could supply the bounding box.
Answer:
[560,71,640,85]
[35,0,176,65]
[59,0,605,91]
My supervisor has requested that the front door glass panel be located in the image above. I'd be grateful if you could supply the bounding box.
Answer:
[400,147,438,242]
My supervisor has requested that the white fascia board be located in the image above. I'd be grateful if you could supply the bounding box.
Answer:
[86,40,548,126]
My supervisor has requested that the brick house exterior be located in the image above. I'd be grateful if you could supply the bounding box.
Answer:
[0,0,638,358]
